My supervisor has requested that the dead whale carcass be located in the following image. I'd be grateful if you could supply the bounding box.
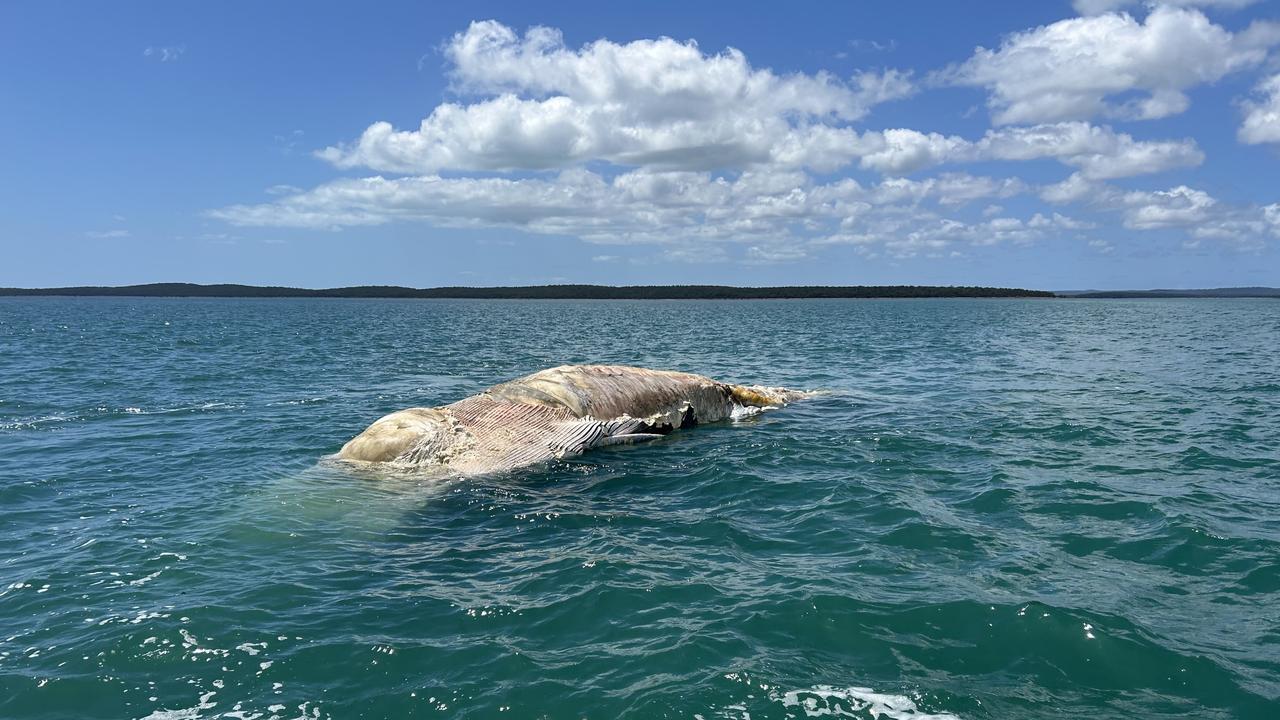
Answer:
[336,364,807,475]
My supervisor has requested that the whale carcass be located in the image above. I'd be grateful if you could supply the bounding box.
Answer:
[336,364,806,475]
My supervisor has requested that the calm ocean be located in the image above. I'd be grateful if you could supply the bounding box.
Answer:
[1,297,1277,719]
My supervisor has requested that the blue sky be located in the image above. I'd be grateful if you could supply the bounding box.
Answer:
[3,0,1279,290]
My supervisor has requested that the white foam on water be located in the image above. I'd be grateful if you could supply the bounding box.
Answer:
[138,690,216,720]
[780,685,962,720]
[113,402,243,417]
[84,609,169,626]
[268,397,328,406]
[1,415,77,430]
[1,581,33,598]
[129,570,163,586]
[4,403,247,430]
[144,699,326,720]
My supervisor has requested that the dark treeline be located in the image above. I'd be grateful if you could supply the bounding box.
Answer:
[1062,287,1280,299]
[0,283,1056,299]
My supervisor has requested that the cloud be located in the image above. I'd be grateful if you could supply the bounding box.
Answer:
[973,122,1203,179]
[274,130,305,155]
[1118,186,1270,250]
[849,38,898,53]
[661,245,729,264]
[950,6,1278,124]
[322,112,1199,180]
[1239,73,1280,144]
[308,20,1202,183]
[863,173,1027,206]
[1088,238,1115,254]
[212,19,1266,263]
[895,213,1093,250]
[210,166,1044,258]
[318,20,915,175]
[1040,173,1099,204]
[143,45,185,62]
[849,129,969,174]
[1073,0,1259,15]
[1266,204,1280,232]
[852,122,1202,178]
[85,229,131,239]
[442,20,911,117]
[212,165,1110,263]
[1121,185,1218,229]
[1029,212,1094,230]
[1041,177,1276,250]
[745,244,808,264]
[814,210,1089,259]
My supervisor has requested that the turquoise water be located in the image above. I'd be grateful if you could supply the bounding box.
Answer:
[1,297,1278,719]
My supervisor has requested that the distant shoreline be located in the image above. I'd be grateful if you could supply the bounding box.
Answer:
[0,283,1275,299]
[1057,287,1280,298]
[0,283,1053,299]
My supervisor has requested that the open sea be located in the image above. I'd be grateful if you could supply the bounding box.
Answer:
[1,297,1278,719]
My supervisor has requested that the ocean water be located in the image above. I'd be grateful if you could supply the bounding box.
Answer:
[1,297,1278,720]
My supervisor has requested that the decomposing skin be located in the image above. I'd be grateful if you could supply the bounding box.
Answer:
[337,364,807,475]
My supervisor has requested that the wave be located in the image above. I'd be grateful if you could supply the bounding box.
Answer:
[0,403,244,431]
[780,685,961,720]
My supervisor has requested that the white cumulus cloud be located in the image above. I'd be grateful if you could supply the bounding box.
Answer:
[210,167,1046,256]
[1239,73,1280,144]
[849,122,1202,178]
[211,19,1269,262]
[1073,0,1259,15]
[1039,177,1276,250]
[1121,185,1219,229]
[308,21,1205,181]
[319,20,914,174]
[951,6,1278,124]
[972,122,1203,179]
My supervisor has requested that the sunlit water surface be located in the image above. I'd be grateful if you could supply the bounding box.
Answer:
[1,297,1278,719]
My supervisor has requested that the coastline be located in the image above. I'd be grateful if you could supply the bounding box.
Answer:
[0,283,1055,299]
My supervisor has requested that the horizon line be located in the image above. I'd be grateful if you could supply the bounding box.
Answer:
[1,282,1278,299]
